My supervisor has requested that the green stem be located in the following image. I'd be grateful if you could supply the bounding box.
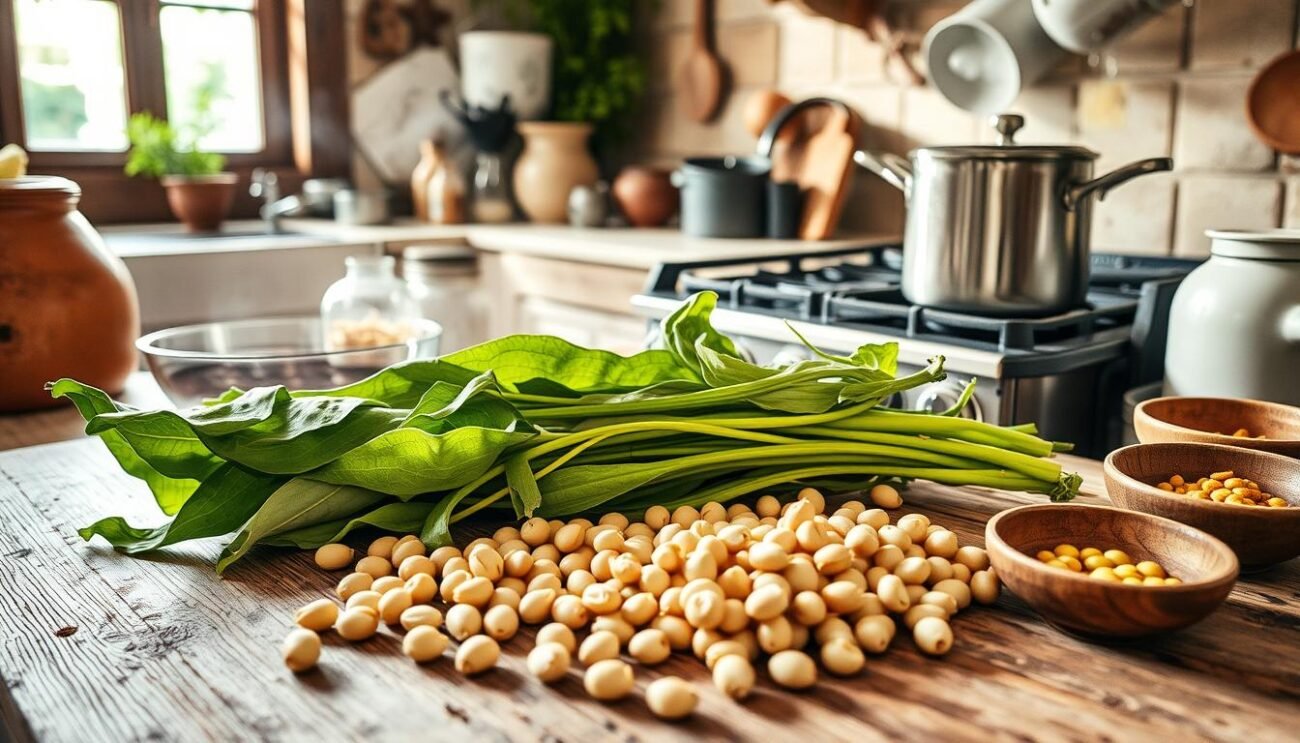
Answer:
[789,426,1060,481]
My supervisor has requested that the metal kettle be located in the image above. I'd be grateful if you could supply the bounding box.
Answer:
[855,113,1172,316]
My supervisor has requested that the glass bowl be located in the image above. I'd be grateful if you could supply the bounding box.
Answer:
[137,316,442,407]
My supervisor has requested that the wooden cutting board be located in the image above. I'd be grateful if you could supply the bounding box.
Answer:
[796,105,857,240]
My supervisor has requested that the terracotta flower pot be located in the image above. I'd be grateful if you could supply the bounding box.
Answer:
[513,122,598,223]
[0,177,140,411]
[161,173,238,232]
[612,166,679,227]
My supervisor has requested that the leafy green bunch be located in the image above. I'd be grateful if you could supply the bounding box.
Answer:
[124,112,225,179]
[52,292,1079,573]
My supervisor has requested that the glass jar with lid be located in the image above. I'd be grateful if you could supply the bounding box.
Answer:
[402,245,487,352]
[320,254,422,353]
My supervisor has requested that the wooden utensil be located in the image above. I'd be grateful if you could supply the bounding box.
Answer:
[1104,442,1300,569]
[985,504,1239,639]
[679,0,724,122]
[1246,50,1300,155]
[1133,397,1300,458]
[796,104,857,240]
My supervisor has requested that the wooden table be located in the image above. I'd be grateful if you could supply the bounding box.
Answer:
[1,379,1297,742]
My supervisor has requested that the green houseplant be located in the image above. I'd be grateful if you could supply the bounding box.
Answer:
[125,112,236,232]
[468,0,647,222]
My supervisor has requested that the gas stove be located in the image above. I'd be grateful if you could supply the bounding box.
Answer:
[633,242,1200,457]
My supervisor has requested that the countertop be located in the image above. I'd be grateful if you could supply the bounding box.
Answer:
[105,218,894,271]
[1,376,1296,742]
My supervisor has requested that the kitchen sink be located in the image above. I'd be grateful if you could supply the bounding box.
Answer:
[102,221,342,257]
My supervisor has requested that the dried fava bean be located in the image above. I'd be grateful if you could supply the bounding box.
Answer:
[579,630,622,665]
[391,539,425,567]
[712,654,756,699]
[768,649,817,689]
[399,605,443,631]
[519,589,558,625]
[405,573,438,604]
[646,676,698,720]
[445,604,483,640]
[552,595,590,629]
[536,622,578,653]
[744,583,789,621]
[584,658,635,701]
[356,555,393,579]
[869,483,903,509]
[970,570,1000,605]
[282,628,321,672]
[903,604,947,629]
[345,590,381,612]
[336,607,380,641]
[378,589,413,625]
[483,604,520,641]
[294,599,339,632]
[403,625,450,663]
[820,636,866,676]
[854,615,895,654]
[703,640,749,670]
[398,555,436,581]
[367,535,399,559]
[336,572,373,601]
[528,642,572,683]
[371,576,404,594]
[455,635,500,675]
[913,616,954,656]
[628,628,672,665]
[452,575,495,607]
[315,543,354,571]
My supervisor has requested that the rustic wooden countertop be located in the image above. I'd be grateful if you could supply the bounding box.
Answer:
[1,376,1297,742]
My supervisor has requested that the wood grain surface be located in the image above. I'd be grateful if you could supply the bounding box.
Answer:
[1,435,1298,742]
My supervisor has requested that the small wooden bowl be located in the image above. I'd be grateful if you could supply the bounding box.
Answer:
[1104,442,1300,569]
[985,504,1238,639]
[1133,397,1300,458]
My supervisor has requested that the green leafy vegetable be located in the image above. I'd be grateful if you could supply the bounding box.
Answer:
[60,291,1080,570]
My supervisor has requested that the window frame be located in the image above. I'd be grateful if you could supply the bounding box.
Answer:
[0,0,292,168]
[0,0,347,224]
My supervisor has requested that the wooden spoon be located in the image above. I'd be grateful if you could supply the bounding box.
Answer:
[679,0,724,122]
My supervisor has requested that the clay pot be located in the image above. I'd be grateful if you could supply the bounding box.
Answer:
[161,173,238,232]
[612,167,679,227]
[513,122,598,223]
[0,177,140,411]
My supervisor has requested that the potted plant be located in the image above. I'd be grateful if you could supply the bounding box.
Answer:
[470,0,646,223]
[125,112,236,232]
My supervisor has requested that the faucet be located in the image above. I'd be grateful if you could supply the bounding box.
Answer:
[249,168,303,234]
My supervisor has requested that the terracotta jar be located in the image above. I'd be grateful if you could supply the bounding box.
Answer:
[0,177,140,411]
[612,166,679,227]
[513,122,598,223]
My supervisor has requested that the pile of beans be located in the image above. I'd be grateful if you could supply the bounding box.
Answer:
[283,484,1000,721]
[1033,544,1181,586]
[1156,470,1288,508]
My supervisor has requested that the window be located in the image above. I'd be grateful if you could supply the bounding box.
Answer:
[0,0,289,162]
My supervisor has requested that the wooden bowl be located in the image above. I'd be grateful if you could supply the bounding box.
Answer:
[1133,397,1300,458]
[1104,442,1300,569]
[985,504,1238,638]
[1247,50,1300,154]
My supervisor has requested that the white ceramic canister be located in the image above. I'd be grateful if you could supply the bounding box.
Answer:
[1164,230,1300,405]
[458,31,553,121]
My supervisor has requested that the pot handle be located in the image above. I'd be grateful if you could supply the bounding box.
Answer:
[853,150,913,197]
[756,97,854,158]
[670,169,686,189]
[1064,157,1172,211]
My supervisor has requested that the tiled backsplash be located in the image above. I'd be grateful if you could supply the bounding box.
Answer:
[633,0,1300,256]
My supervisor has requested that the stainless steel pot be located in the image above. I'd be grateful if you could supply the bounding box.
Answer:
[855,114,1172,316]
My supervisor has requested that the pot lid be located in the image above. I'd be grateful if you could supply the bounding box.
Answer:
[1206,229,1300,261]
[916,114,1098,161]
[0,175,80,205]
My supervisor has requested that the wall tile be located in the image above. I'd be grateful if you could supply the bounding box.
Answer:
[1190,0,1295,69]
[648,30,693,93]
[1076,80,1173,171]
[778,13,837,85]
[1109,3,1187,73]
[979,85,1075,145]
[1285,178,1300,228]
[719,21,779,87]
[837,25,889,85]
[837,174,906,237]
[1091,174,1176,255]
[838,85,905,152]
[899,86,980,147]
[1172,176,1282,256]
[1174,77,1274,171]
